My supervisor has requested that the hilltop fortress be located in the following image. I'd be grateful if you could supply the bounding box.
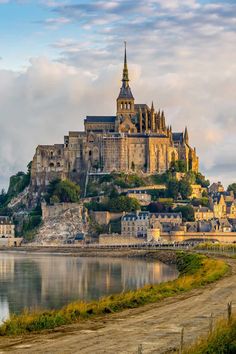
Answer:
[31,45,199,190]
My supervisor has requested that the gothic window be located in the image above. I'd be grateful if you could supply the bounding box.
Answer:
[50,151,53,158]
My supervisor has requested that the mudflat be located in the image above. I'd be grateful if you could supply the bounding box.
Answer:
[0,257,235,354]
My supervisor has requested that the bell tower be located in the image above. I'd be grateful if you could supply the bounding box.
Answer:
[116,42,135,118]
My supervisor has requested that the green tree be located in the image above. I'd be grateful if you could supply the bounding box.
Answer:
[54,180,80,203]
[167,179,179,199]
[179,180,192,199]
[0,189,7,207]
[173,205,194,222]
[195,172,210,188]
[227,183,236,197]
[46,179,80,204]
[185,171,196,184]
[107,196,140,212]
[147,202,172,213]
[170,160,187,173]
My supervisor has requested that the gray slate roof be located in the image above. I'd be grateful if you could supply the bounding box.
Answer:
[117,85,134,99]
[173,132,184,143]
[85,116,116,123]
[134,104,150,111]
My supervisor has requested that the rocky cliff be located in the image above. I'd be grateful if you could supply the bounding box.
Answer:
[33,204,88,245]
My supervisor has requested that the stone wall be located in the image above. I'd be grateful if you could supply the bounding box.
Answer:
[0,237,23,247]
[99,233,144,245]
[161,232,236,243]
[42,202,83,220]
[92,211,123,225]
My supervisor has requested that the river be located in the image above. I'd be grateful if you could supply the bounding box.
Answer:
[0,252,178,323]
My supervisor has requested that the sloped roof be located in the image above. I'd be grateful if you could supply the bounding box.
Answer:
[172,132,184,143]
[85,116,116,123]
[134,104,150,111]
[0,216,12,225]
[117,85,134,99]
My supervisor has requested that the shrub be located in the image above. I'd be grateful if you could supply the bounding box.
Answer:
[45,179,80,204]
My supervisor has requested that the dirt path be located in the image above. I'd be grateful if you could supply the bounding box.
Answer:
[0,258,235,354]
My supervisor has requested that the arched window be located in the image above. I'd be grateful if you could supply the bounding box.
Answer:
[50,151,53,158]
[49,162,54,168]
[57,162,61,167]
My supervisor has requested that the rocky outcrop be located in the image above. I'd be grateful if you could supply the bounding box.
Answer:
[7,187,30,210]
[33,205,88,245]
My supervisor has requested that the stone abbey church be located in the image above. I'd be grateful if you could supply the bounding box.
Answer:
[31,46,199,189]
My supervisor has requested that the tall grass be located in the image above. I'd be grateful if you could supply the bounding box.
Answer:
[0,252,228,336]
[195,242,236,252]
[184,317,236,354]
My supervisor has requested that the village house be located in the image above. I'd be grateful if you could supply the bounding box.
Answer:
[209,182,224,194]
[0,217,15,238]
[121,211,182,238]
[194,207,214,221]
[190,184,207,199]
[0,217,22,247]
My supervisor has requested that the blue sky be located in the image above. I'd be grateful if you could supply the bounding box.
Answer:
[0,0,236,189]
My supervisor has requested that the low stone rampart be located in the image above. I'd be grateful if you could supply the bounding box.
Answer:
[42,202,83,220]
[99,233,144,245]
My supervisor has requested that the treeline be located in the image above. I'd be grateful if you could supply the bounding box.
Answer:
[0,162,32,216]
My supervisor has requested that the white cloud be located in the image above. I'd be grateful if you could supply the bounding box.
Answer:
[1,0,236,189]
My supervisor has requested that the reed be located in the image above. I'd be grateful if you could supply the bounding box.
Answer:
[184,317,236,353]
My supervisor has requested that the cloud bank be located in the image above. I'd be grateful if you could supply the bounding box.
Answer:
[1,0,236,189]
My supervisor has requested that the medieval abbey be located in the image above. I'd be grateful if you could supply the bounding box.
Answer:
[31,45,199,190]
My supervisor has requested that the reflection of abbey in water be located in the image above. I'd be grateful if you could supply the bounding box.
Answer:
[31,44,199,190]
[0,254,178,319]
[36,257,178,300]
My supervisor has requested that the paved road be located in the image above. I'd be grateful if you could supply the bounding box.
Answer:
[0,259,235,354]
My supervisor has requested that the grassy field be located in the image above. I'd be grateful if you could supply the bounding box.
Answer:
[0,252,228,336]
[184,317,236,353]
[195,243,236,252]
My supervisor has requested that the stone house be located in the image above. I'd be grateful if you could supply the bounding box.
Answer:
[121,211,182,237]
[209,182,224,194]
[0,217,15,238]
[190,184,207,199]
[194,207,214,221]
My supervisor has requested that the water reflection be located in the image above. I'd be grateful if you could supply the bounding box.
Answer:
[0,252,178,323]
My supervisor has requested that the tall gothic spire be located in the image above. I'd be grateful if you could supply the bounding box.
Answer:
[184,126,189,144]
[122,41,129,86]
[117,42,134,99]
